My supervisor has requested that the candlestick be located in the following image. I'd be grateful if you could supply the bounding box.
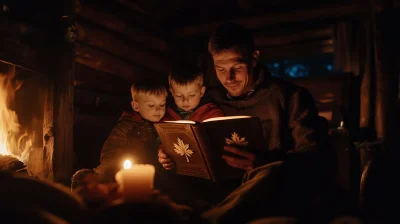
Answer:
[115,160,155,202]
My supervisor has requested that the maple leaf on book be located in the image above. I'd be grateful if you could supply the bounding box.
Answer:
[173,138,194,162]
[225,132,248,147]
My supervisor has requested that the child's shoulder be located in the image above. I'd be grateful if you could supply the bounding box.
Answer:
[192,97,224,121]
[197,95,221,109]
[117,111,144,124]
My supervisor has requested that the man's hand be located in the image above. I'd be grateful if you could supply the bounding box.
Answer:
[222,145,256,171]
[158,146,175,170]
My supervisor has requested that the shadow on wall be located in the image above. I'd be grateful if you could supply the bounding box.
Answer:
[73,114,120,172]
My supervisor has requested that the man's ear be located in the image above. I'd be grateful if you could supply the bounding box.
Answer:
[252,50,260,67]
[131,101,139,112]
[200,86,206,97]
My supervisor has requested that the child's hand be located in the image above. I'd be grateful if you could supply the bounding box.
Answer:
[74,181,121,207]
[158,145,175,170]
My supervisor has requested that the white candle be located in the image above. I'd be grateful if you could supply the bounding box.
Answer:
[115,160,155,202]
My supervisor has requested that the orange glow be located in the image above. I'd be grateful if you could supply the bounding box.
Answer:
[0,67,33,162]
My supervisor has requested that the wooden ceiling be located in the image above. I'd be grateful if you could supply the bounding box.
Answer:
[0,0,374,113]
[80,0,369,35]
[71,0,371,94]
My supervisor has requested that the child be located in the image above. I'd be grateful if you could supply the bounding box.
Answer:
[164,63,224,122]
[72,79,168,191]
[157,64,225,211]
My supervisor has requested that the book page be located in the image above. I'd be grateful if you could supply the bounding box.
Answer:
[202,115,252,123]
[164,120,196,124]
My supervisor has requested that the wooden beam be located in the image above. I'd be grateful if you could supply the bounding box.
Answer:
[0,19,51,75]
[77,6,168,52]
[255,27,333,47]
[174,2,370,37]
[259,40,333,61]
[75,21,170,73]
[74,87,131,116]
[75,43,164,82]
[74,63,131,94]
[116,0,148,15]
[41,11,75,185]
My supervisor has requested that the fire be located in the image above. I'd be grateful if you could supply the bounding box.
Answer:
[0,66,33,162]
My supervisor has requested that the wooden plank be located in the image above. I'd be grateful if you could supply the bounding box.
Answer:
[75,43,164,82]
[259,40,333,61]
[75,21,170,73]
[51,43,75,185]
[116,0,148,15]
[77,6,168,52]
[74,63,131,94]
[47,0,75,185]
[255,27,333,47]
[74,87,131,116]
[0,19,51,75]
[174,2,370,37]
[43,79,54,180]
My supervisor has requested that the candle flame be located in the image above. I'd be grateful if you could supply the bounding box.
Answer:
[123,160,132,169]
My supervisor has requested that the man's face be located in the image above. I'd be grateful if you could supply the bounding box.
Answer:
[132,93,167,122]
[170,82,206,112]
[212,50,258,97]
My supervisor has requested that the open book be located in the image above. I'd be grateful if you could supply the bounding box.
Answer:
[154,116,264,182]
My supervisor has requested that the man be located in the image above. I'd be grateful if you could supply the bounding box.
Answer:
[158,23,336,223]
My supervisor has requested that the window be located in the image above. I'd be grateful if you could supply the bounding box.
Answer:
[265,53,334,78]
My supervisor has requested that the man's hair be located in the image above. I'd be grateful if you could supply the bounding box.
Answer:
[130,79,167,101]
[208,22,255,61]
[168,63,204,88]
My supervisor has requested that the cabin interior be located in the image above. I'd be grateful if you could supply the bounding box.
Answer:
[0,0,399,222]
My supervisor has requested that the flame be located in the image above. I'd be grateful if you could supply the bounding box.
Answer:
[0,66,33,162]
[123,160,132,169]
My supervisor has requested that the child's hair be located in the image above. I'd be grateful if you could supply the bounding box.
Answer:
[168,63,204,88]
[130,79,168,101]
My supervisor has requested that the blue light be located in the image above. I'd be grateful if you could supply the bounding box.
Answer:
[327,64,333,71]
[274,63,279,68]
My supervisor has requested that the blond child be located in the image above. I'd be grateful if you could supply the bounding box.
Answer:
[72,80,168,190]
[164,63,223,122]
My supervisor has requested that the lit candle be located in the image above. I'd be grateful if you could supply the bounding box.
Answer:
[115,159,155,202]
[338,121,344,130]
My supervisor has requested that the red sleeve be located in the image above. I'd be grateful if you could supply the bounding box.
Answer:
[161,107,181,121]
[197,103,225,122]
[204,107,224,119]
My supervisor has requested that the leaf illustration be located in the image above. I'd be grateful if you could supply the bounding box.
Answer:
[225,132,248,147]
[173,138,194,162]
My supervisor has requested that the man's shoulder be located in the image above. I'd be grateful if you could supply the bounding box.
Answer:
[258,76,310,99]
[262,76,302,91]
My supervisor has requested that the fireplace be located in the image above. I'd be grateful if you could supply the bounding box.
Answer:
[0,1,75,185]
[0,61,49,176]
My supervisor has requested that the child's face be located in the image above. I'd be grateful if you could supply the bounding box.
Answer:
[170,82,206,112]
[132,93,167,122]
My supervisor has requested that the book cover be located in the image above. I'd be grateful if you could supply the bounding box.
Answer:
[154,116,264,182]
